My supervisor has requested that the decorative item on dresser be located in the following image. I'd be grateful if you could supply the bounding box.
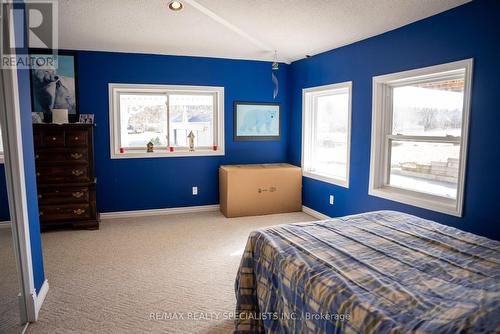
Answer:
[33,123,99,230]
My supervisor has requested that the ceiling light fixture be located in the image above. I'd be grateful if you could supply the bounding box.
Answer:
[168,1,183,11]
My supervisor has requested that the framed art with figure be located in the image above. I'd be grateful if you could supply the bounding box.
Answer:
[29,49,80,123]
[234,102,280,141]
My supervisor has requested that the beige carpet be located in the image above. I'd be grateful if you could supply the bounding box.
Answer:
[0,225,25,334]
[27,211,314,334]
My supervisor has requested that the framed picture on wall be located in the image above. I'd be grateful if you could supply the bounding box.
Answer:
[234,102,280,141]
[29,49,80,123]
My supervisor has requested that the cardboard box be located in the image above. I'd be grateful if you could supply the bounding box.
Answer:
[219,163,302,218]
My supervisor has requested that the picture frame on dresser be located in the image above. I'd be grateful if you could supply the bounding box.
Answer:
[29,49,80,123]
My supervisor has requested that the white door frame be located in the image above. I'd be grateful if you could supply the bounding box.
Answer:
[0,3,39,323]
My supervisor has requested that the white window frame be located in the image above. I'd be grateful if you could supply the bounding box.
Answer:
[369,59,473,217]
[301,81,352,188]
[109,83,224,159]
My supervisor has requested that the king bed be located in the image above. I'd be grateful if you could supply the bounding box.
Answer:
[234,211,500,333]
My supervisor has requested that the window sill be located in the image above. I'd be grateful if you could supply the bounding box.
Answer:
[368,186,461,217]
[110,149,225,159]
[303,170,349,188]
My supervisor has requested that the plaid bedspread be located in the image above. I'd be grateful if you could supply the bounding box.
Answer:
[234,211,500,334]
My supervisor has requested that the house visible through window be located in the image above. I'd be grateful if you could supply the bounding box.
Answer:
[369,59,473,216]
[302,82,352,187]
[390,78,464,198]
[109,84,224,158]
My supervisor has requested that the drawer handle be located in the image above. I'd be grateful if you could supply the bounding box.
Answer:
[70,153,83,159]
[73,209,85,215]
[38,194,42,199]
[36,172,40,176]
[52,137,57,141]
[35,154,39,159]
[72,170,84,176]
[39,211,43,216]
[72,191,84,198]
[74,136,79,140]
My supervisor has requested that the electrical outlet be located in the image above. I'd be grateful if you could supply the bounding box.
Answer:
[192,186,198,195]
[329,195,334,205]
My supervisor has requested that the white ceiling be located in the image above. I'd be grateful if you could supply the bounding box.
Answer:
[56,0,470,63]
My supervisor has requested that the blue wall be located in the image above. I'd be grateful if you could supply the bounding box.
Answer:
[13,1,45,294]
[288,0,500,240]
[18,67,45,293]
[75,51,290,212]
[0,167,10,221]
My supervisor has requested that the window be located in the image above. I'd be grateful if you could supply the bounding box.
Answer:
[302,82,352,187]
[109,84,224,158]
[369,59,473,216]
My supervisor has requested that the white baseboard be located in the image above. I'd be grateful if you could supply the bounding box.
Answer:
[100,204,220,220]
[302,206,331,220]
[102,205,328,220]
[0,220,12,228]
[34,279,49,320]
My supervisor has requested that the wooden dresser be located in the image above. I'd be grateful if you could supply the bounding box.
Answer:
[33,123,99,230]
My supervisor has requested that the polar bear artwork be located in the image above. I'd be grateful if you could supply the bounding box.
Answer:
[236,103,280,138]
[239,109,277,134]
[31,68,77,115]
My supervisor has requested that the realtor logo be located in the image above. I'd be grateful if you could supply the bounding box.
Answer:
[1,0,58,69]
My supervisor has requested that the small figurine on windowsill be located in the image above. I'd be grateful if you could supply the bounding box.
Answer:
[188,131,195,152]
[147,140,154,153]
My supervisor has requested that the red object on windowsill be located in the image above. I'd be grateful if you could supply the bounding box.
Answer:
[169,147,174,152]
[119,148,124,154]
[213,145,218,151]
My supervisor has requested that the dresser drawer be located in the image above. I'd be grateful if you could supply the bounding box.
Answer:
[33,123,99,230]
[66,129,89,147]
[33,131,41,147]
[38,186,90,205]
[39,204,91,222]
[36,165,90,182]
[41,129,66,147]
[35,148,89,164]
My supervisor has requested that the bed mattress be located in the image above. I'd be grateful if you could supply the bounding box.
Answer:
[234,211,500,333]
